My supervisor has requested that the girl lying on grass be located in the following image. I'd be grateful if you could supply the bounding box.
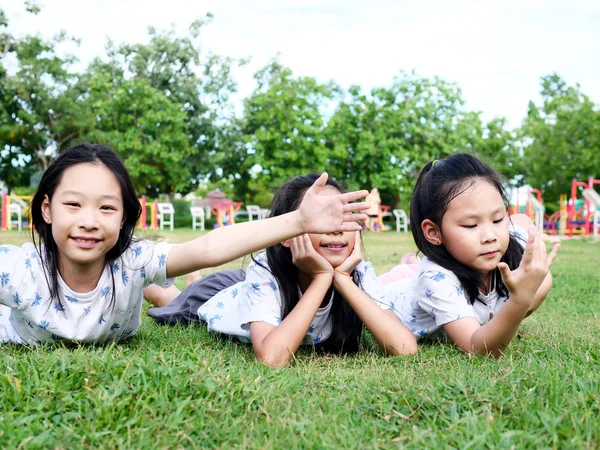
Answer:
[146,174,417,367]
[383,153,560,357]
[0,144,369,346]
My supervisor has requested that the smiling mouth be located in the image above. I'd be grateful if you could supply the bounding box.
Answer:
[72,237,100,244]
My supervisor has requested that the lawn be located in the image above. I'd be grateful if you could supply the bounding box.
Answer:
[1,229,599,449]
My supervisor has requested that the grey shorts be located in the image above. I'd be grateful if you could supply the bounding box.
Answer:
[147,269,246,325]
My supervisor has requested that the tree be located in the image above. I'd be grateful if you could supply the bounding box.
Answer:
[104,16,245,191]
[326,71,485,209]
[521,73,600,204]
[235,59,337,202]
[83,72,192,196]
[1,3,92,189]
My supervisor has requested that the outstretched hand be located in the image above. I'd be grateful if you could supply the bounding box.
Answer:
[334,232,363,275]
[299,173,369,233]
[290,234,334,279]
[497,226,560,306]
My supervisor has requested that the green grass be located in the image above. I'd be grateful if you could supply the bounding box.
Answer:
[1,229,599,449]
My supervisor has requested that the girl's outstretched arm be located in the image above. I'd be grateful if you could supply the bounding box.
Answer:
[250,235,334,368]
[165,173,369,278]
[333,233,417,356]
[444,226,560,357]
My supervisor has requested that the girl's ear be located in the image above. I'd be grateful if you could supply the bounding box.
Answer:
[41,195,52,224]
[421,219,442,246]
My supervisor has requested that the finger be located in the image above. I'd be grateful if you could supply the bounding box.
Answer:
[497,262,510,281]
[306,173,328,194]
[289,236,300,256]
[343,213,368,222]
[338,222,364,232]
[353,232,363,257]
[545,243,560,270]
[300,233,313,254]
[521,231,536,265]
[339,191,369,203]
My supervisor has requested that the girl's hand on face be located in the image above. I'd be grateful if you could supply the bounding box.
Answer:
[300,173,369,233]
[290,234,334,279]
[497,226,560,306]
[334,232,363,276]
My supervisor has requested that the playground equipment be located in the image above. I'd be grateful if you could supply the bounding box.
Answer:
[157,203,175,231]
[511,186,545,231]
[190,206,205,231]
[393,209,408,232]
[366,205,393,232]
[211,201,243,228]
[246,205,264,221]
[582,188,600,238]
[561,177,600,236]
[1,194,32,231]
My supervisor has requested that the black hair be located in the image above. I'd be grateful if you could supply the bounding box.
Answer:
[30,143,142,312]
[253,174,364,354]
[410,153,524,303]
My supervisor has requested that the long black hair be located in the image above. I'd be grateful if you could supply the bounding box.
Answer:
[410,153,525,304]
[253,174,364,354]
[30,143,142,312]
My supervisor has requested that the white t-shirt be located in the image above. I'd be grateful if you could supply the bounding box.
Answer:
[0,240,173,345]
[386,225,528,339]
[198,252,389,345]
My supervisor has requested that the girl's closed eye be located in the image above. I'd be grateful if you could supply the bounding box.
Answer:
[493,216,506,224]
[461,224,477,229]
[101,205,118,211]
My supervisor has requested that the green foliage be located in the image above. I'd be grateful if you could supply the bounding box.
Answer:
[521,73,600,204]
[233,59,337,202]
[172,198,192,228]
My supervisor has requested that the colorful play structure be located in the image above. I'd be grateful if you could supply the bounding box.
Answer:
[1,194,32,232]
[509,178,600,239]
[365,205,409,232]
[210,200,243,228]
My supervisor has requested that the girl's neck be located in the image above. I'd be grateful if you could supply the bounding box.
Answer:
[479,270,494,295]
[58,258,106,293]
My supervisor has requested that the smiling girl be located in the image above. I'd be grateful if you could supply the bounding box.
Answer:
[147,174,417,367]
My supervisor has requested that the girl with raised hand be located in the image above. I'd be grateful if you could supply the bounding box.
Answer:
[386,153,560,357]
[0,144,369,346]
[147,174,417,367]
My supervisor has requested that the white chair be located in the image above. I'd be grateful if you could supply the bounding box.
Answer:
[260,208,271,219]
[246,205,262,221]
[393,209,408,233]
[190,206,205,231]
[157,203,175,231]
[8,203,23,232]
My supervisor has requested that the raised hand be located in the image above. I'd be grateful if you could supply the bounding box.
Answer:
[290,234,334,279]
[334,232,363,275]
[497,226,560,306]
[299,173,369,233]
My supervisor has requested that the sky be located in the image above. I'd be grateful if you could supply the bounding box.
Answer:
[5,0,600,128]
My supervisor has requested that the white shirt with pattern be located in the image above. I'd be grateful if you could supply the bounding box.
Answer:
[386,225,528,339]
[198,252,389,344]
[0,240,173,345]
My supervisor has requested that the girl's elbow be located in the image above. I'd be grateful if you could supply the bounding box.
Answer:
[254,349,292,368]
[385,339,418,356]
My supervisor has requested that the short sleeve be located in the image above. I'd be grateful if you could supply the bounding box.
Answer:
[355,261,390,310]
[239,263,283,330]
[124,240,174,289]
[413,267,477,326]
